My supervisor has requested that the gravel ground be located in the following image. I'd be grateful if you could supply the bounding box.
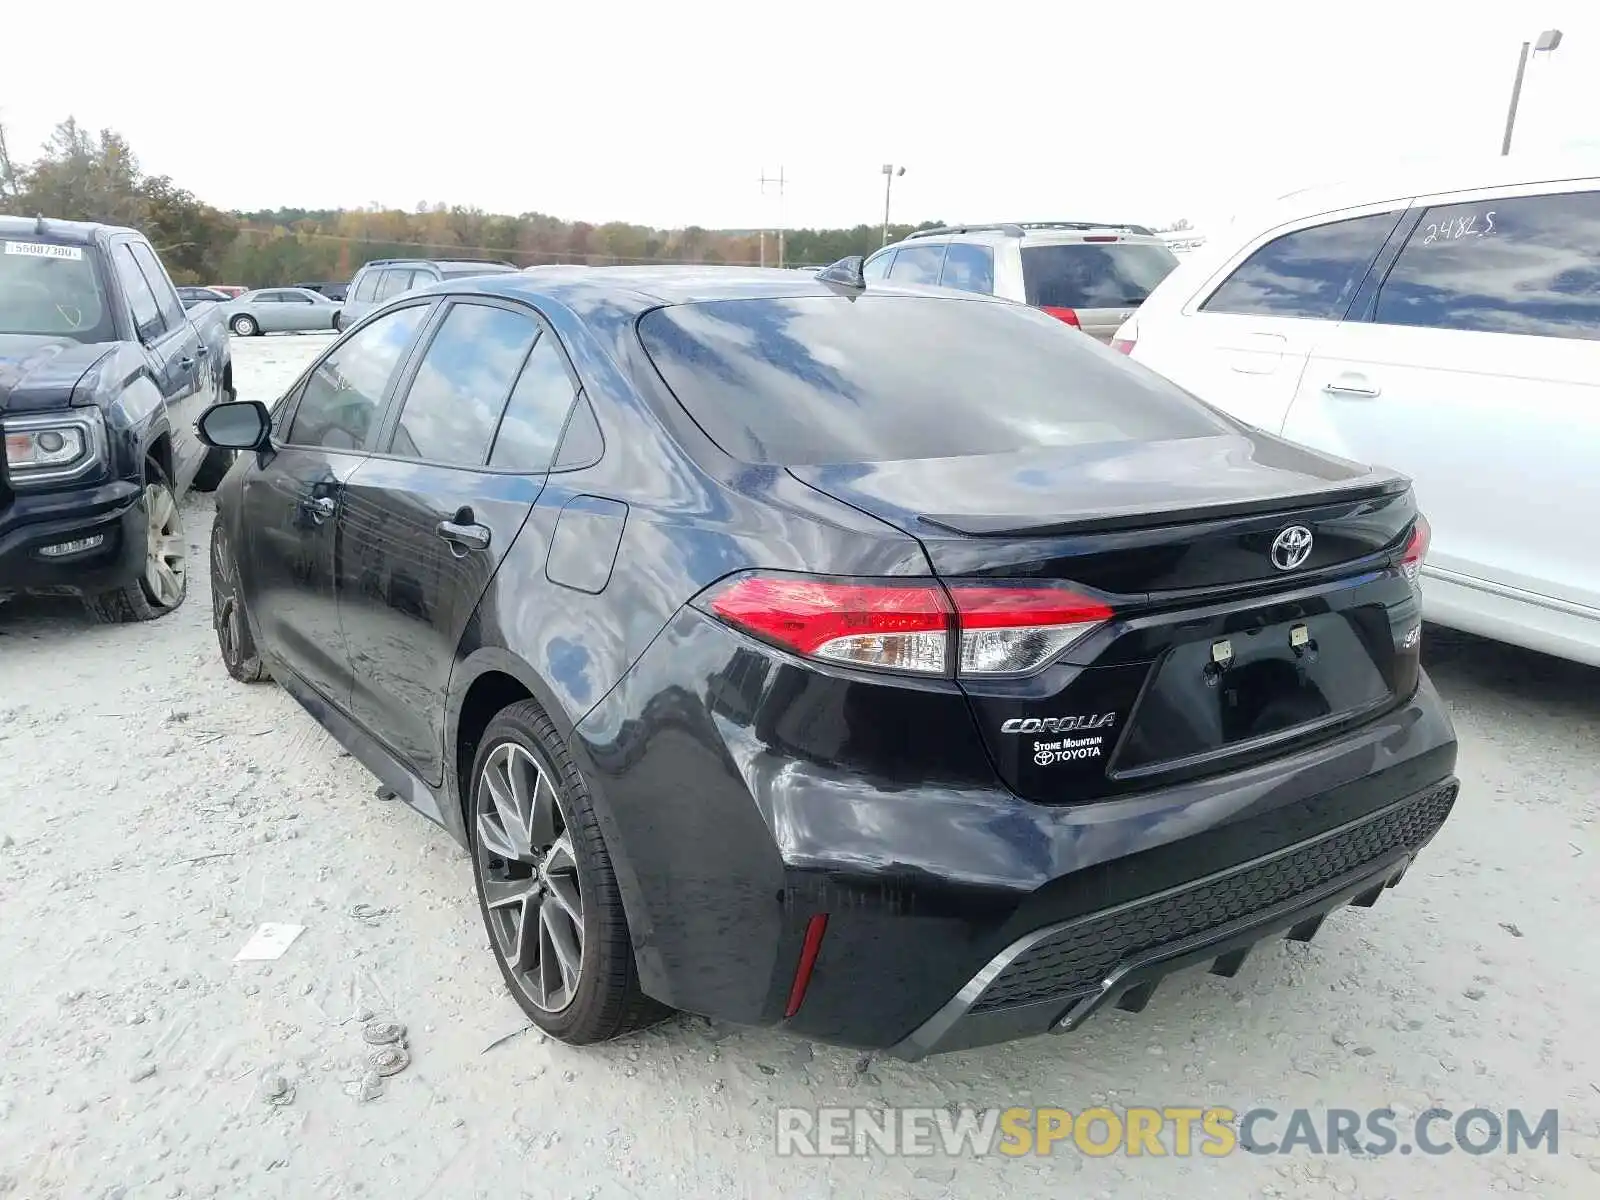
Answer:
[1,333,1597,1199]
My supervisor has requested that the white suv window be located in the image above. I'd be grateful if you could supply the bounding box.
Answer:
[939,243,994,294]
[1373,190,1600,341]
[1202,211,1400,320]
[887,243,946,285]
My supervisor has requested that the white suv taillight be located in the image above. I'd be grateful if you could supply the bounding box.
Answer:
[1110,315,1138,355]
[1400,514,1430,588]
[699,574,1114,678]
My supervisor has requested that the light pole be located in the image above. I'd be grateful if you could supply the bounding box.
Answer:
[881,164,905,245]
[1502,29,1563,156]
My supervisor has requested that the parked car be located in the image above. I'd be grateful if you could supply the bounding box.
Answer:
[294,280,349,302]
[337,258,518,328]
[195,261,1458,1056]
[0,215,235,622]
[1116,155,1600,667]
[864,222,1180,342]
[223,287,342,337]
[178,285,232,309]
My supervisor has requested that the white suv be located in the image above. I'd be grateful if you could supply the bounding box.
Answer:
[1116,156,1600,667]
[864,223,1179,342]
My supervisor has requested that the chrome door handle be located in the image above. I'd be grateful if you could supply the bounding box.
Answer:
[437,520,491,552]
[1323,380,1380,398]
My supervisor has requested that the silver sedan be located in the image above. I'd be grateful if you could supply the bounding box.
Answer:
[223,287,342,336]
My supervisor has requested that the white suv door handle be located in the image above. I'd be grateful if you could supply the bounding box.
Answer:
[1323,377,1380,398]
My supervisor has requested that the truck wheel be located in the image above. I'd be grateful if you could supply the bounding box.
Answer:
[192,447,235,493]
[210,523,268,682]
[85,461,187,624]
[230,314,258,337]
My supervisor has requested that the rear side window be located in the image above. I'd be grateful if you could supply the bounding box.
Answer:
[374,269,415,301]
[1202,212,1399,319]
[352,270,380,303]
[287,304,428,450]
[1021,242,1179,309]
[887,244,946,285]
[489,332,579,472]
[387,302,539,466]
[939,243,994,294]
[637,296,1225,466]
[1373,191,1600,341]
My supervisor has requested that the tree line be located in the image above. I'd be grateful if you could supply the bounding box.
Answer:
[0,118,948,286]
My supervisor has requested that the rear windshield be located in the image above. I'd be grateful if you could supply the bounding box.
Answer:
[438,262,517,278]
[1021,242,1179,309]
[0,239,115,342]
[636,295,1224,466]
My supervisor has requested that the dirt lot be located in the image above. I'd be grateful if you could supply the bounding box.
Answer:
[2,333,1598,1199]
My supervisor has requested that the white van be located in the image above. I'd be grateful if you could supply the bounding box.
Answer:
[1115,156,1600,667]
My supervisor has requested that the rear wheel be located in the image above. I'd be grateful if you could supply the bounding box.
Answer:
[230,314,258,337]
[210,522,268,682]
[468,701,665,1043]
[85,461,187,624]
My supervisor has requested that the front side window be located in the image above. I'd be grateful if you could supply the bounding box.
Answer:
[489,332,579,472]
[286,304,428,450]
[387,303,539,466]
[939,242,995,294]
[1202,211,1400,320]
[1373,190,1600,340]
[862,250,896,281]
[128,243,186,332]
[112,244,165,338]
[887,243,947,285]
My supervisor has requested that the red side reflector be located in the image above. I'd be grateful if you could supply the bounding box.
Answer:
[785,914,829,1018]
[1041,306,1080,327]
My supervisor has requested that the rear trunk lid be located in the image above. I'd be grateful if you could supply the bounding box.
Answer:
[790,435,1424,803]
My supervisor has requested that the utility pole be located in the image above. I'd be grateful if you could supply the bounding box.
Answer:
[760,167,786,268]
[1502,29,1564,156]
[881,164,905,245]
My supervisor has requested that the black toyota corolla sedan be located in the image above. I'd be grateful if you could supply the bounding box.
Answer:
[196,261,1459,1057]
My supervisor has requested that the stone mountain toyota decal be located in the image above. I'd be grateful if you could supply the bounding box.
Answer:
[1271,525,1314,571]
[1002,713,1118,768]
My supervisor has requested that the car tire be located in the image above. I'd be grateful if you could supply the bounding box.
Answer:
[332,312,343,332]
[209,521,268,683]
[230,314,258,337]
[191,447,235,493]
[85,460,187,624]
[468,700,667,1044]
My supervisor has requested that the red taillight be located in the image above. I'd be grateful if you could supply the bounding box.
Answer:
[699,574,1113,677]
[1401,514,1430,587]
[784,914,829,1018]
[1110,337,1136,355]
[1040,306,1081,327]
[1082,235,1119,242]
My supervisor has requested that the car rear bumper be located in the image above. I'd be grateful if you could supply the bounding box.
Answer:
[572,610,1460,1053]
[0,481,145,598]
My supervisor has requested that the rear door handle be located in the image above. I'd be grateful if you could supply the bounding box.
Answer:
[437,520,491,552]
[178,355,196,371]
[1322,375,1380,398]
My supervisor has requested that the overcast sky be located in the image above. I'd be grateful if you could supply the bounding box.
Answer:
[4,0,1597,231]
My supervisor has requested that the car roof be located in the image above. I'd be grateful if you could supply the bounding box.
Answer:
[0,214,138,244]
[892,222,1162,248]
[356,258,518,271]
[434,264,1015,313]
[1232,151,1600,230]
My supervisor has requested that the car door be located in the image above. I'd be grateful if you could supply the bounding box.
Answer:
[235,302,434,707]
[1281,183,1600,629]
[1134,205,1405,432]
[109,239,210,488]
[279,289,321,331]
[337,296,577,788]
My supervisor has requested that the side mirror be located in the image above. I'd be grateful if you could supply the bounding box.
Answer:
[198,400,272,451]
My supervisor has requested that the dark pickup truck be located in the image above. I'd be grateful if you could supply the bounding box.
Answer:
[0,216,235,622]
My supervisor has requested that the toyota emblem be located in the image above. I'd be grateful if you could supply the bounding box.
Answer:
[1271,526,1314,571]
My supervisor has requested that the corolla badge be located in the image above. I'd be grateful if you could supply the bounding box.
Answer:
[1001,713,1116,735]
[1271,525,1314,571]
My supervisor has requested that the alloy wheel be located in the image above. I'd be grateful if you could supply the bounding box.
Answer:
[211,532,244,660]
[143,483,186,609]
[475,742,585,1013]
